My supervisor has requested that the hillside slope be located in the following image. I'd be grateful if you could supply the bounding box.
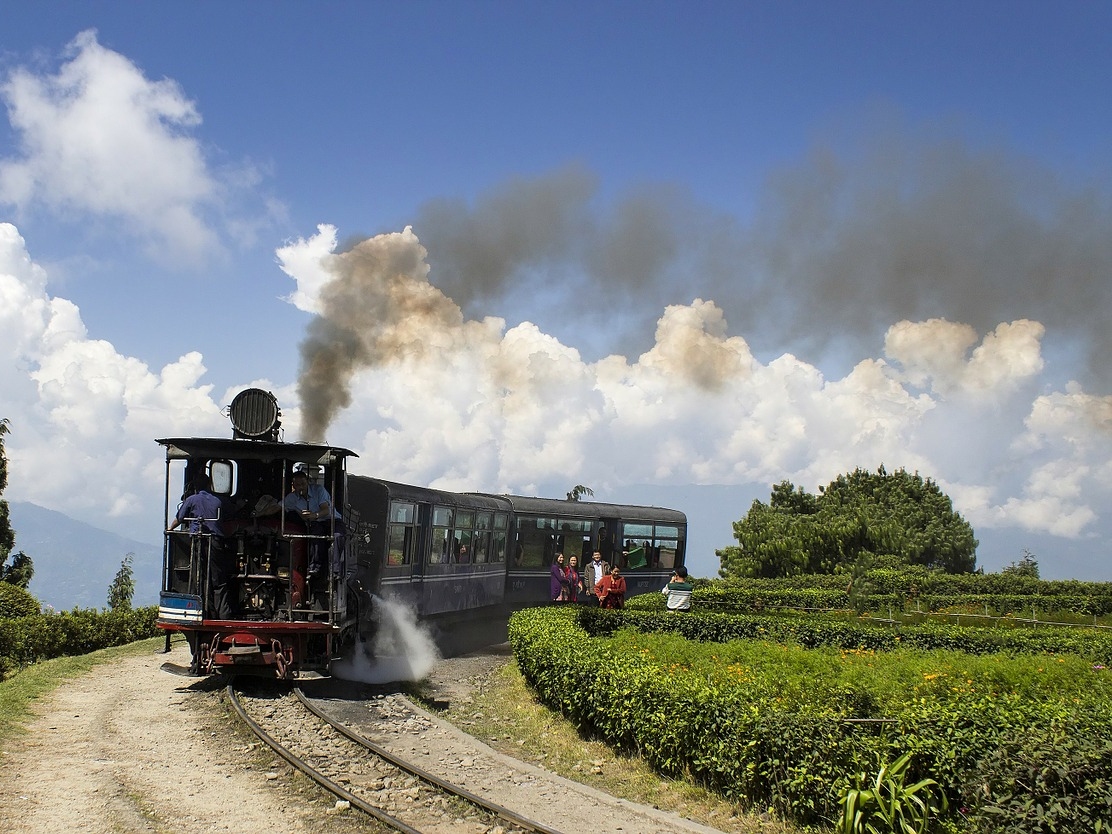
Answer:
[8,501,160,610]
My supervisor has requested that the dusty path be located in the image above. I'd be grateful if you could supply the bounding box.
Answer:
[0,643,727,834]
[0,644,376,834]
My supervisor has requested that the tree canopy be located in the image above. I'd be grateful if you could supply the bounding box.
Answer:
[107,553,136,611]
[0,418,34,590]
[566,484,594,502]
[718,466,978,579]
[0,418,13,557]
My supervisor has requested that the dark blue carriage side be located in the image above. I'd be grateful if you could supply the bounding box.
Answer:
[491,494,687,605]
[346,476,512,618]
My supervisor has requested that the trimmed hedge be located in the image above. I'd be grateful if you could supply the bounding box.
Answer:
[508,605,1112,830]
[684,570,1112,616]
[0,606,160,680]
[582,608,1112,665]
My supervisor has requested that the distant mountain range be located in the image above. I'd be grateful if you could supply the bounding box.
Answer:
[8,501,161,611]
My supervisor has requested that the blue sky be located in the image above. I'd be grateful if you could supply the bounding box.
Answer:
[2,2,1112,581]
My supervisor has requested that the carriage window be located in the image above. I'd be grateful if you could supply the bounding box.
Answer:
[387,525,413,566]
[473,512,493,563]
[514,514,594,567]
[472,530,490,562]
[558,519,593,560]
[492,513,508,563]
[655,524,681,570]
[620,522,686,570]
[516,515,560,567]
[431,505,454,564]
[457,528,474,563]
[391,502,416,524]
[431,527,451,564]
[387,501,417,566]
[449,510,475,563]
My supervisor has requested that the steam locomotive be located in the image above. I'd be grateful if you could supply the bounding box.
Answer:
[157,388,687,678]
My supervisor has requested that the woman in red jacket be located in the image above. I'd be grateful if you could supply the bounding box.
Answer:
[594,565,627,609]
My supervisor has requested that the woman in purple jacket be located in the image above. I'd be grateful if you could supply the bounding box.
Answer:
[549,553,568,602]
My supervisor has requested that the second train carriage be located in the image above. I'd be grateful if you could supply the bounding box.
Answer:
[157,388,687,677]
[346,480,687,649]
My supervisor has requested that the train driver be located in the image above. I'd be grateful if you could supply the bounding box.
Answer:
[167,472,234,619]
[281,468,346,581]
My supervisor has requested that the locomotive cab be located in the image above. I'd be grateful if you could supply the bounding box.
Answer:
[156,390,359,678]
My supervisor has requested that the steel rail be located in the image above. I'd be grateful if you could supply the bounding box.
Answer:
[293,687,563,834]
[227,683,421,834]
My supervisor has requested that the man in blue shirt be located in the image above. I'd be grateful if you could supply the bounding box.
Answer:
[168,472,234,619]
[282,469,346,579]
[169,473,224,537]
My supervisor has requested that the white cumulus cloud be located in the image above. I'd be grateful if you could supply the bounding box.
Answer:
[0,30,265,264]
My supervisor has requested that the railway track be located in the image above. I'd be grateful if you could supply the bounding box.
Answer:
[228,681,563,834]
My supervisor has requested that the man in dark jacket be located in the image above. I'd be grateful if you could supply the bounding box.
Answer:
[583,550,611,606]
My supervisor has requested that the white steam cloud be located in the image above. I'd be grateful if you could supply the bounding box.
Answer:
[0,30,273,263]
[331,596,441,684]
[273,223,1112,560]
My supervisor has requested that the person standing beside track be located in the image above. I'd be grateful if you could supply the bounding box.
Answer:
[550,553,568,601]
[168,472,234,619]
[583,550,610,606]
[565,554,582,603]
[595,564,626,609]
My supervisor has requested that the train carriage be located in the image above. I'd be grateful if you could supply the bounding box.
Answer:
[497,494,687,604]
[346,478,514,616]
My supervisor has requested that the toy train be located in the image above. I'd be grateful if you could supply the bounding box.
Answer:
[157,388,687,678]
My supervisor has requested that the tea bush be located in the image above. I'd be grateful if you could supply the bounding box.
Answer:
[509,605,1112,830]
[0,606,159,680]
[593,608,1112,664]
[676,570,1112,617]
[960,720,1112,833]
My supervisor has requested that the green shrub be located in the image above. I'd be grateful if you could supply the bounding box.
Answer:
[509,605,1112,830]
[0,582,39,618]
[0,606,159,680]
[961,720,1112,833]
[587,607,1112,665]
[689,571,1112,618]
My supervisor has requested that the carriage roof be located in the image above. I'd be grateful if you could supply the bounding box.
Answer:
[156,437,357,467]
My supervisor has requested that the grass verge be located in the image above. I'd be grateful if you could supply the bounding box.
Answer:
[0,635,171,745]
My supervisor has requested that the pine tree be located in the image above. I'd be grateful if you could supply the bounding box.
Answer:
[0,418,34,589]
[107,553,136,611]
[0,418,14,557]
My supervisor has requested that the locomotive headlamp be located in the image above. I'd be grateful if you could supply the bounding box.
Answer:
[229,388,281,440]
